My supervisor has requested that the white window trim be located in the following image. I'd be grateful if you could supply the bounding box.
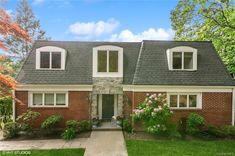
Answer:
[36,46,66,70]
[166,46,197,71]
[93,45,123,77]
[28,91,68,108]
[167,92,202,109]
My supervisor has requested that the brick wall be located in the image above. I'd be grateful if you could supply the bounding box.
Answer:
[124,92,232,126]
[15,91,91,128]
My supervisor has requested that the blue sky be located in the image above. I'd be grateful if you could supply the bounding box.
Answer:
[5,0,178,41]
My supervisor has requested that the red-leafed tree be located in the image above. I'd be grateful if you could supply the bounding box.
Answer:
[0,8,30,98]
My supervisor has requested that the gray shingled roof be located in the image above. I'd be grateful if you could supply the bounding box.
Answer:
[16,41,141,84]
[16,40,234,86]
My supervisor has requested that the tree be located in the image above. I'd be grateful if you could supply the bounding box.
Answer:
[4,0,48,61]
[0,8,30,98]
[171,0,235,76]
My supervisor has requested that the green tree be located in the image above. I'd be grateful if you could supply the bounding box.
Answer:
[4,0,49,62]
[171,0,235,76]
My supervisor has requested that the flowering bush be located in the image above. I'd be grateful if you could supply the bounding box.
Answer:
[132,93,174,135]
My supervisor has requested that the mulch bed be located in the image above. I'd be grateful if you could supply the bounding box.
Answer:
[1,130,91,141]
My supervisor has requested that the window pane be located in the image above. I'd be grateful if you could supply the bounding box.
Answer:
[33,93,42,105]
[170,95,177,107]
[40,52,50,68]
[45,93,54,105]
[52,52,61,69]
[109,51,118,72]
[184,52,193,69]
[56,94,66,105]
[189,95,197,107]
[173,52,182,69]
[179,95,187,107]
[98,50,107,72]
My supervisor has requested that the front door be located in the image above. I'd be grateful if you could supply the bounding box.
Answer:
[102,94,114,119]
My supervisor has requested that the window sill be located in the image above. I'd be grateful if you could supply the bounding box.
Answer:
[170,108,202,110]
[28,106,68,108]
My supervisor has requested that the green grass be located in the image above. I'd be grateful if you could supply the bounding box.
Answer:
[0,148,85,156]
[126,140,235,156]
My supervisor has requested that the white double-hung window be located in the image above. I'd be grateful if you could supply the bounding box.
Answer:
[36,46,67,70]
[30,92,68,107]
[167,93,202,109]
[166,46,197,71]
[93,45,123,77]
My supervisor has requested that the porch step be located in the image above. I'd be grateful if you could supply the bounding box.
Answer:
[92,121,122,131]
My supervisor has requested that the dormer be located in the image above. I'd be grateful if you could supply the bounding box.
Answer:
[93,45,123,77]
[166,46,197,71]
[36,46,67,70]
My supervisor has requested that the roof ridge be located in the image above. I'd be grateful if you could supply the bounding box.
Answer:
[132,41,144,84]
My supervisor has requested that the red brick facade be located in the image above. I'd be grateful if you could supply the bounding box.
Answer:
[124,91,232,126]
[15,90,232,128]
[15,91,91,128]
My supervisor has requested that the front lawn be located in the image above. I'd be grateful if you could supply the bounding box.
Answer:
[0,148,85,156]
[126,140,235,156]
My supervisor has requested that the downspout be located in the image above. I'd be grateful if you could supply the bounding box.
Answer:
[232,88,235,126]
[12,90,15,122]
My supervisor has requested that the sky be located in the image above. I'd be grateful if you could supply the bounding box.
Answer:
[4,0,178,42]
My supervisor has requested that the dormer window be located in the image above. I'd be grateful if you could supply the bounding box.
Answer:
[173,52,193,70]
[36,46,66,70]
[97,50,118,72]
[167,46,197,71]
[93,45,123,77]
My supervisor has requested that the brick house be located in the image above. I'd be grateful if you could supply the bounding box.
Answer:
[14,40,235,127]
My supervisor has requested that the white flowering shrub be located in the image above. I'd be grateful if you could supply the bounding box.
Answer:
[132,93,174,134]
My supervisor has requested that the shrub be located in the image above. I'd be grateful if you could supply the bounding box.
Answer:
[122,119,133,133]
[78,120,92,132]
[3,122,19,138]
[61,120,79,140]
[16,110,40,132]
[207,125,235,138]
[0,97,12,128]
[61,128,76,140]
[41,115,63,130]
[186,113,205,135]
[132,93,173,135]
[66,120,79,131]
[178,117,187,137]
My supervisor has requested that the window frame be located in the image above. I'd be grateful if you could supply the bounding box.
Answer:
[167,92,202,109]
[93,45,123,77]
[36,46,66,70]
[29,92,68,108]
[166,46,197,71]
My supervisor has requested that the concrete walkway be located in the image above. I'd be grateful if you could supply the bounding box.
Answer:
[84,131,128,156]
[0,131,128,156]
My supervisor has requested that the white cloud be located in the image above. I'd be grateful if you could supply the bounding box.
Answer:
[110,28,174,42]
[69,18,119,39]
